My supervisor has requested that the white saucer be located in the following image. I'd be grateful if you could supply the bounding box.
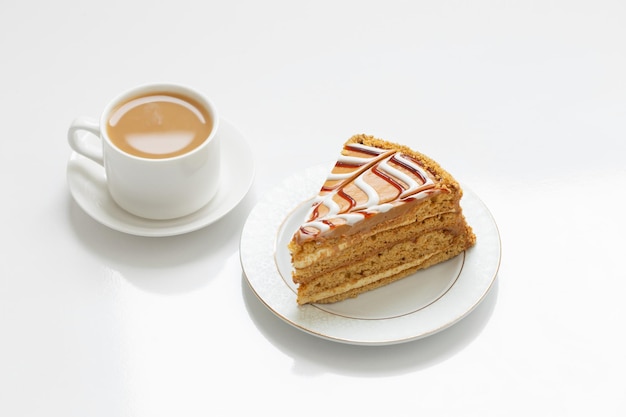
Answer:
[240,164,501,345]
[67,119,255,237]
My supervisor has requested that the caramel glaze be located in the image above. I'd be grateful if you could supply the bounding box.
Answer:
[295,141,446,244]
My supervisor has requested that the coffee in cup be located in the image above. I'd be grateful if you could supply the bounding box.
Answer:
[106,91,214,159]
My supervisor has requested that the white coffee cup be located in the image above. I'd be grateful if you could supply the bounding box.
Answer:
[68,83,220,220]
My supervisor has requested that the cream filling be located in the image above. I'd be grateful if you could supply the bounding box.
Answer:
[299,251,439,304]
[292,210,455,269]
[292,242,349,269]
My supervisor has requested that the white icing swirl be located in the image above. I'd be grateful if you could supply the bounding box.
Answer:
[298,142,439,240]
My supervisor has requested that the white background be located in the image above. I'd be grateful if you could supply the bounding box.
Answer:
[1,1,625,416]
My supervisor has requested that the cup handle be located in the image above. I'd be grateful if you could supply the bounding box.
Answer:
[68,117,104,166]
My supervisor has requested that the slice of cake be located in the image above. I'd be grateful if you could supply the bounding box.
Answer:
[288,134,476,305]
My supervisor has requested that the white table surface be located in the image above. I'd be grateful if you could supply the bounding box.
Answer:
[2,1,625,415]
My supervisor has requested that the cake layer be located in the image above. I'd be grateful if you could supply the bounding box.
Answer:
[297,231,473,304]
[289,191,460,270]
[292,210,466,284]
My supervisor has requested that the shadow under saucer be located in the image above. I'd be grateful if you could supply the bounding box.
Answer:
[241,273,499,377]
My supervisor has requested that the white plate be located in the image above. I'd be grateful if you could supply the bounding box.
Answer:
[240,164,501,345]
[67,119,255,237]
